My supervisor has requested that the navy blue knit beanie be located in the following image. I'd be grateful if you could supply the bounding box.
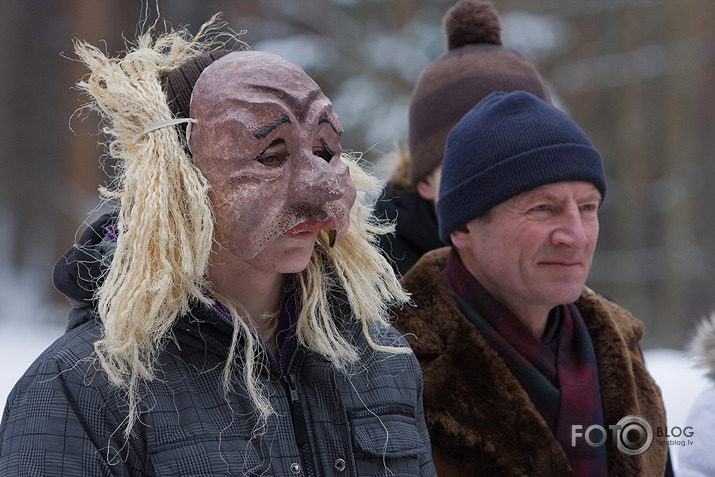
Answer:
[437,90,606,243]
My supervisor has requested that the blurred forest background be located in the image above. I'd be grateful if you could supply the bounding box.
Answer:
[1,0,714,349]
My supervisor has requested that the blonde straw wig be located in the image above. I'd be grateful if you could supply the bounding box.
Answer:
[74,16,409,437]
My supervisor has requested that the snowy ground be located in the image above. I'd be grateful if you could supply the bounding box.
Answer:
[644,348,711,469]
[0,319,710,471]
[0,319,66,412]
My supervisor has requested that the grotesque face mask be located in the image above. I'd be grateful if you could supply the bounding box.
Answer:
[189,51,356,261]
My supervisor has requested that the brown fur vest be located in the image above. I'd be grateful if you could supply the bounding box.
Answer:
[394,247,668,476]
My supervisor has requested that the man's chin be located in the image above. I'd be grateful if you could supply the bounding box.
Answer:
[547,282,587,306]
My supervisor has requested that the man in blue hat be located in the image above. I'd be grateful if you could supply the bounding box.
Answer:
[394,90,670,476]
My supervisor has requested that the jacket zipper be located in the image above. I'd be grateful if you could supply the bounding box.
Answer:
[282,348,316,477]
[195,306,317,475]
[285,373,309,445]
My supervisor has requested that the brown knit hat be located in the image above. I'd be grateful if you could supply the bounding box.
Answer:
[163,49,233,119]
[408,0,551,185]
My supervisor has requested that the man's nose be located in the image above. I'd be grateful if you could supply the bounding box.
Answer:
[552,207,591,248]
[291,154,345,205]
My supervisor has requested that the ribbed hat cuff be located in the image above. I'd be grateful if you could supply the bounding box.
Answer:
[437,143,606,243]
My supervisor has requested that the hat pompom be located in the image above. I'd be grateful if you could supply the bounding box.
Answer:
[444,0,502,51]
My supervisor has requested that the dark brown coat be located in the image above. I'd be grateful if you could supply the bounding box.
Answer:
[394,247,668,476]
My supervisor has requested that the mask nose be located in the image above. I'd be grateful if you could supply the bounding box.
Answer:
[292,154,346,205]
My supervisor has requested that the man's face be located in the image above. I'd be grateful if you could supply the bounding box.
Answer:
[188,51,356,273]
[452,181,601,317]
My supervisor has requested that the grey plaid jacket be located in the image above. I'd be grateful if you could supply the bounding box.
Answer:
[0,216,436,476]
[0,299,435,476]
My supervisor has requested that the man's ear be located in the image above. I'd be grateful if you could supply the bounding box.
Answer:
[415,165,441,202]
[416,177,436,201]
[449,225,471,249]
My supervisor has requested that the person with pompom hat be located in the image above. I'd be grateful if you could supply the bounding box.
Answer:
[374,0,551,276]
[392,90,671,476]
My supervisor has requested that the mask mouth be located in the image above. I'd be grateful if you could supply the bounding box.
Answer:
[283,217,336,236]
[236,203,350,260]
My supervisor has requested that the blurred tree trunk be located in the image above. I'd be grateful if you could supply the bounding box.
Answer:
[656,0,696,344]
[2,1,63,276]
[57,0,137,256]
[0,1,134,303]
[607,4,655,336]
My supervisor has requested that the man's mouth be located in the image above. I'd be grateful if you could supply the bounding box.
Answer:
[539,260,585,270]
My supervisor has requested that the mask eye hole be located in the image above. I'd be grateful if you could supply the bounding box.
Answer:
[314,138,336,162]
[255,139,288,168]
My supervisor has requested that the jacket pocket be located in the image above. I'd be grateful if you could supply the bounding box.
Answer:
[149,436,272,477]
[348,403,426,475]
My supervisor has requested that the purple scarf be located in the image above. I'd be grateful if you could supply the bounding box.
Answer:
[211,277,301,374]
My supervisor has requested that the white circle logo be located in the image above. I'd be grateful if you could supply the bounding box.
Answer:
[615,415,653,455]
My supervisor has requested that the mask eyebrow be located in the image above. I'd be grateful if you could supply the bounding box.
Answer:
[319,112,343,136]
[252,114,291,140]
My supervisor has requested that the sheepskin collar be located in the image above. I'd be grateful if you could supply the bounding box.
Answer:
[394,247,668,476]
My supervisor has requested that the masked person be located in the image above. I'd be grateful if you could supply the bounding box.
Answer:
[374,0,550,276]
[0,18,436,477]
[392,91,669,476]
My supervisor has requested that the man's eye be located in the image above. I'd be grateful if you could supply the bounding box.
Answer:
[255,153,287,168]
[533,204,548,212]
